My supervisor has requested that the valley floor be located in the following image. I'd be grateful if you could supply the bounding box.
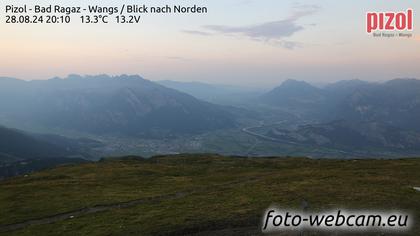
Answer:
[0,155,419,235]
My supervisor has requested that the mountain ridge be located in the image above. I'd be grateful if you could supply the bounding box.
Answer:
[259,78,420,131]
[0,75,236,136]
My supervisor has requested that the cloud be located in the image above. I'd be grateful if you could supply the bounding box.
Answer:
[182,4,320,49]
[203,20,303,39]
[276,40,303,49]
[182,30,213,36]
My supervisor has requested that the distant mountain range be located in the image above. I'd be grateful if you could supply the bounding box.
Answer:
[256,78,420,153]
[260,79,327,118]
[158,80,265,105]
[332,79,420,132]
[260,78,420,132]
[266,120,420,151]
[1,75,419,159]
[0,75,236,136]
[261,79,325,107]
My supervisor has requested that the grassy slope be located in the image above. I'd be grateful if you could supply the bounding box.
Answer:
[0,154,419,235]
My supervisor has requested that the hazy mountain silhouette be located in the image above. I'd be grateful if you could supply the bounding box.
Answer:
[0,75,235,136]
[260,78,420,132]
[333,79,420,131]
[0,125,99,161]
[0,126,65,161]
[261,79,326,107]
[158,80,264,105]
[267,120,420,151]
[259,79,328,119]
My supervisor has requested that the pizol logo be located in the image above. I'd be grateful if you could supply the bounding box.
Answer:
[366,9,413,34]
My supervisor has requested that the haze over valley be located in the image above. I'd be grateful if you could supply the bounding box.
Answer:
[1,74,420,177]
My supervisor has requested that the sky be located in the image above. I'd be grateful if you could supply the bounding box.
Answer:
[0,0,419,87]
